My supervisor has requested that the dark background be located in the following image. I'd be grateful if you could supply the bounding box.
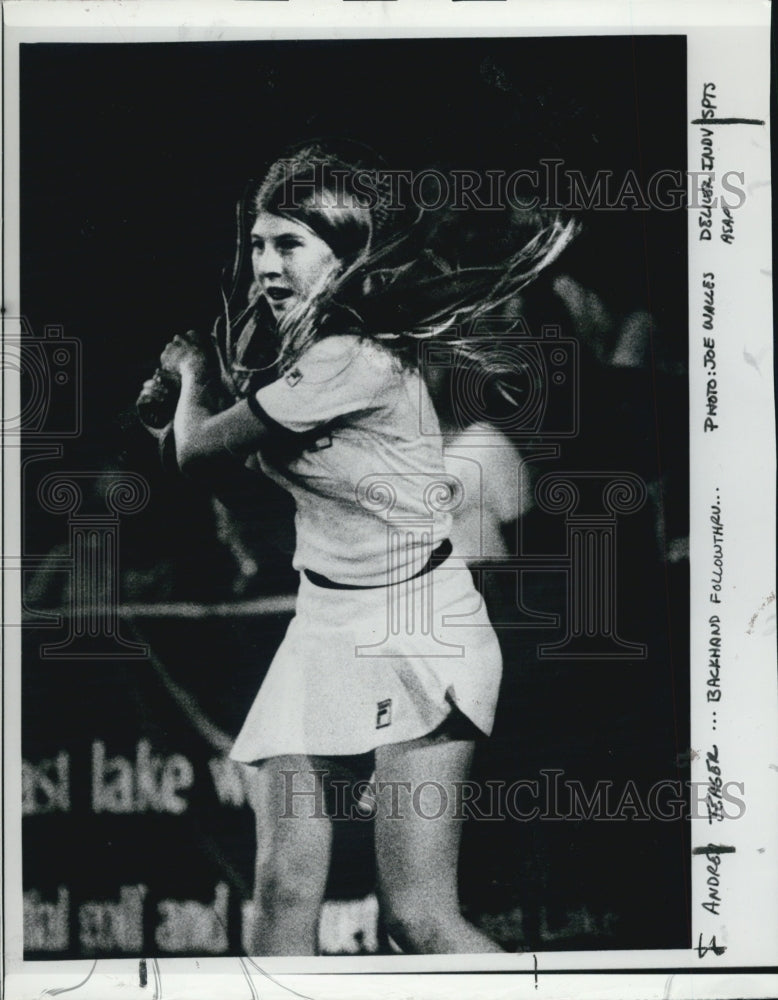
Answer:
[20,35,690,957]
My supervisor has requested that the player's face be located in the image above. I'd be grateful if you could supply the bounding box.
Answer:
[251,212,339,319]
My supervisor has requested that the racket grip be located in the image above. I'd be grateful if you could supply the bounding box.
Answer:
[136,368,181,430]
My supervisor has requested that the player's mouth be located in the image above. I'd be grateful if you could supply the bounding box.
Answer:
[265,287,294,304]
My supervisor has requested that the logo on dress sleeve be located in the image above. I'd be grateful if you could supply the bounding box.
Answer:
[376,699,392,729]
[285,368,302,387]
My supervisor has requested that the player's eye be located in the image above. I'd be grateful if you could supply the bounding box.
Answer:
[276,237,303,252]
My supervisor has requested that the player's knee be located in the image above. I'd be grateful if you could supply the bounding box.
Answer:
[380,888,448,953]
[255,853,319,917]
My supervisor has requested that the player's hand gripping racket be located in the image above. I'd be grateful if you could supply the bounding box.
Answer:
[136,329,215,430]
[135,368,182,431]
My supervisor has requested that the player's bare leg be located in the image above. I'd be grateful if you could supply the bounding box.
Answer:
[374,718,503,954]
[242,755,332,955]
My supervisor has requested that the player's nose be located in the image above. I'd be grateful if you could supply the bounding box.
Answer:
[253,246,283,279]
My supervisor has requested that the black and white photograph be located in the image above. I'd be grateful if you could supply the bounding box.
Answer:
[3,2,776,998]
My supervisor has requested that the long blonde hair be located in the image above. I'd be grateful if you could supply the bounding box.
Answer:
[218,142,579,397]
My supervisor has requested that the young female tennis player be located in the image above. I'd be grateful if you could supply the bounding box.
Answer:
[144,142,576,955]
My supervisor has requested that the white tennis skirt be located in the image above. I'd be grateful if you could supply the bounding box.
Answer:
[229,555,502,762]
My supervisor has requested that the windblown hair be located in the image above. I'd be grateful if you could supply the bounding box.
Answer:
[213,141,579,403]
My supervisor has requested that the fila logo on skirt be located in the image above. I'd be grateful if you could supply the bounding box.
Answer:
[376,699,392,729]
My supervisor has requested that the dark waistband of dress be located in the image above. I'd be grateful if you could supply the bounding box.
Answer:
[303,538,453,591]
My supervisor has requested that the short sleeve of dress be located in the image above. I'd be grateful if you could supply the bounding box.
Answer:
[254,335,397,433]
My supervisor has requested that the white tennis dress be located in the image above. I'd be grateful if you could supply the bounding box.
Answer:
[229,335,502,762]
